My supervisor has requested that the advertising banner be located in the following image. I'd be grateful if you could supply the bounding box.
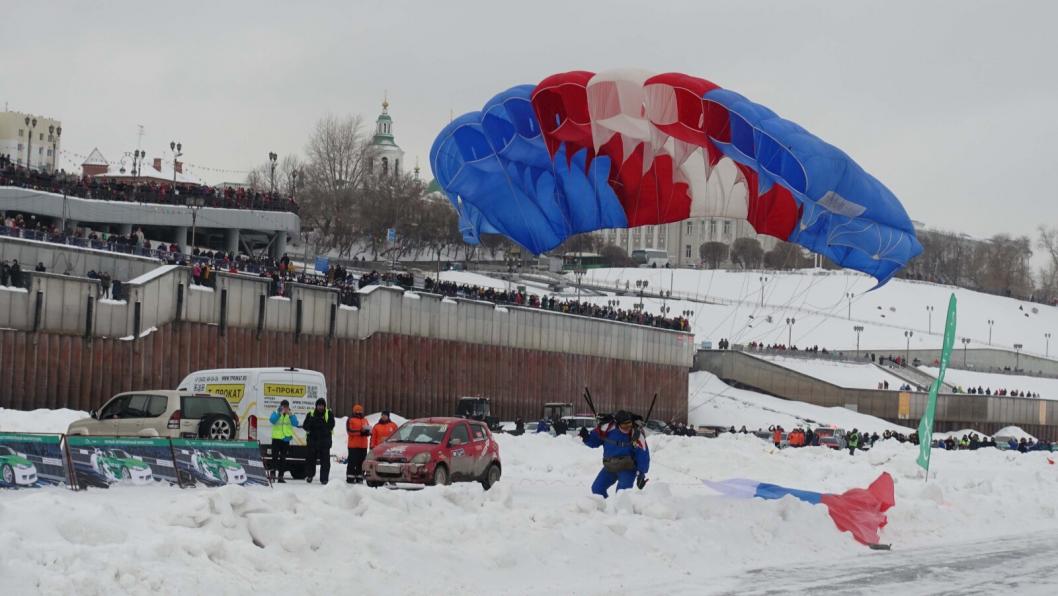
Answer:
[171,439,270,488]
[66,436,179,489]
[0,433,68,489]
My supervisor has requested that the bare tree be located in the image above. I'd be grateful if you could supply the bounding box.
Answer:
[600,244,634,267]
[1038,226,1058,303]
[699,241,728,269]
[763,241,809,270]
[296,115,369,257]
[730,237,764,269]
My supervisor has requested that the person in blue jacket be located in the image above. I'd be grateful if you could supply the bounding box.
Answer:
[581,410,650,497]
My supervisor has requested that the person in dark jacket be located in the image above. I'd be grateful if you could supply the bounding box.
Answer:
[551,416,568,437]
[302,398,335,484]
[582,410,650,497]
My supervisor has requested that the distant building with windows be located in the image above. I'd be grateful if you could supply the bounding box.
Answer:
[596,217,778,267]
[365,97,404,177]
[0,110,62,172]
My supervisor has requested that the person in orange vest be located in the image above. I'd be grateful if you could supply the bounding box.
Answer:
[371,411,399,448]
[346,404,371,484]
[772,425,783,448]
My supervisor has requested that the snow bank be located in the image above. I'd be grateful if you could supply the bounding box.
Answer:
[921,366,1058,401]
[2,431,1058,593]
[0,407,87,433]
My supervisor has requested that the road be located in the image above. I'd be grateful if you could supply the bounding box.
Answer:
[622,532,1058,596]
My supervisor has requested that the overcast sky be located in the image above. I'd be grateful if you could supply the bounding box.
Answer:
[2,0,1055,240]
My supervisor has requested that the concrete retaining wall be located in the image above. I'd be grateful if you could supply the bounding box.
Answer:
[695,350,1058,440]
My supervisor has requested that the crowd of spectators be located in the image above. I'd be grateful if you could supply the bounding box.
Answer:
[1,154,298,214]
[422,278,690,331]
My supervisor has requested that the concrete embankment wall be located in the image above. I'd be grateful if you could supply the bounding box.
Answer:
[695,350,1058,440]
[0,261,693,420]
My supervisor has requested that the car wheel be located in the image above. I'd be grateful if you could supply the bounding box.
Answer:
[121,467,131,480]
[366,480,383,488]
[481,463,501,491]
[431,464,449,486]
[1,465,13,484]
[199,415,236,440]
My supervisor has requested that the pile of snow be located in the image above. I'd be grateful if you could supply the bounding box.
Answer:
[993,426,1037,441]
[2,429,1058,592]
[687,371,912,433]
[921,366,1058,400]
[758,354,908,389]
[0,407,86,433]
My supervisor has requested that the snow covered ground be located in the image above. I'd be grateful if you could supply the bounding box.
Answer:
[756,354,908,390]
[580,268,1057,357]
[687,371,913,434]
[7,388,1058,594]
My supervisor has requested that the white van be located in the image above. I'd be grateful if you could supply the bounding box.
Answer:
[177,367,327,478]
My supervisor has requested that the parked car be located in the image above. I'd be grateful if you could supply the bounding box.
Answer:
[363,417,502,490]
[92,448,153,484]
[644,419,672,435]
[193,450,248,485]
[0,445,38,486]
[67,391,238,440]
[177,367,327,479]
[559,415,598,435]
[814,428,847,450]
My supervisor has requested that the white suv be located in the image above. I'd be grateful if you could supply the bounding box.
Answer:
[67,391,239,440]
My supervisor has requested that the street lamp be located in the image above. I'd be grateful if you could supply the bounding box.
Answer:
[904,330,914,366]
[268,151,278,194]
[574,266,587,301]
[24,116,37,170]
[785,317,796,347]
[290,168,299,201]
[49,125,62,173]
[186,196,206,250]
[1013,343,1023,371]
[169,141,183,188]
[759,275,769,306]
[987,319,994,346]
[961,337,971,367]
[681,309,695,318]
[1046,333,1052,358]
[853,325,864,358]
[926,305,934,334]
[846,292,855,320]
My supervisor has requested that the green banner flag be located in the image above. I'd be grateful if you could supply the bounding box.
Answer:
[917,293,958,473]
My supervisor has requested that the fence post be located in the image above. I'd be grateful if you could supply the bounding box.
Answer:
[175,283,184,324]
[256,294,265,339]
[84,295,94,339]
[295,298,303,344]
[219,289,228,337]
[328,302,337,344]
[32,290,43,332]
[133,301,141,341]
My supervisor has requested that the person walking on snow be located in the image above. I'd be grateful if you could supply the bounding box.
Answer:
[345,404,371,484]
[582,410,650,498]
[268,400,299,483]
[371,411,398,447]
[303,398,335,484]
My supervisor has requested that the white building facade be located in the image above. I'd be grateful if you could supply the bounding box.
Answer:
[0,110,62,172]
[597,217,779,267]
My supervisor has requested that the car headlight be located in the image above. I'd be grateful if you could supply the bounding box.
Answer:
[365,451,376,461]
[410,452,431,465]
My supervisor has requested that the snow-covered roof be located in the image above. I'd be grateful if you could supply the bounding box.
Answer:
[97,159,205,186]
[82,148,108,166]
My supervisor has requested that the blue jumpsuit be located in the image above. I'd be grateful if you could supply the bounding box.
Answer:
[583,425,650,497]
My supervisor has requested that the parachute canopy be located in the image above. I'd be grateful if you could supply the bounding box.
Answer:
[430,70,922,285]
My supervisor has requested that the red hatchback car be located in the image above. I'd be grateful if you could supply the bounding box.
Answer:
[363,417,502,489]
